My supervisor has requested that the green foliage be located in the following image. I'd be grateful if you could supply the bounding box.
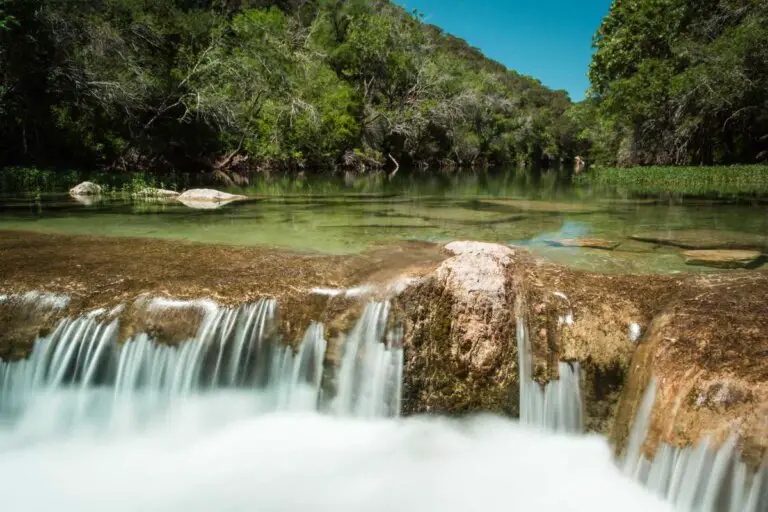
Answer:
[587,0,768,166]
[575,165,768,195]
[0,0,581,174]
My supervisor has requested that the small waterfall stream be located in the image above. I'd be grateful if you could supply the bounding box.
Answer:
[622,380,767,512]
[515,301,767,512]
[516,315,583,433]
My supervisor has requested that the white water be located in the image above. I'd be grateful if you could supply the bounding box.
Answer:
[517,311,583,433]
[333,301,403,417]
[515,300,767,511]
[0,397,673,512]
[0,296,765,512]
[0,299,400,421]
[622,380,768,512]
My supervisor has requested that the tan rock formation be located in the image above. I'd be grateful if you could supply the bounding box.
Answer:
[682,249,764,269]
[544,238,621,250]
[396,241,520,414]
[2,231,767,466]
[611,273,768,467]
[395,241,768,467]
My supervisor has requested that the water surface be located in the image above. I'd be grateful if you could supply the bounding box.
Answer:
[1,170,766,274]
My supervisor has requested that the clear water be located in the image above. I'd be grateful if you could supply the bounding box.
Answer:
[0,170,766,273]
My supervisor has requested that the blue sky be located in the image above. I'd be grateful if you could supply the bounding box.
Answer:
[394,1,613,101]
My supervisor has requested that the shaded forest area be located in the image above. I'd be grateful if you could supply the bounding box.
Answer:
[0,0,579,178]
[1,0,766,177]
[580,0,768,167]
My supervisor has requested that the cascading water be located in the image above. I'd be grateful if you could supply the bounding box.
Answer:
[0,293,765,512]
[514,296,767,512]
[333,301,403,418]
[516,307,583,433]
[622,380,768,512]
[0,298,398,422]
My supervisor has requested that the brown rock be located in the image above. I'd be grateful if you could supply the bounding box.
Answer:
[630,229,768,252]
[682,249,764,269]
[396,241,520,415]
[544,238,621,250]
[394,239,768,467]
[611,274,768,467]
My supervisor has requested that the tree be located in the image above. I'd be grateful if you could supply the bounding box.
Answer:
[588,0,768,166]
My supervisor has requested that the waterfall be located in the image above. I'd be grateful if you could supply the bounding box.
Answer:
[333,301,403,418]
[3,292,766,512]
[622,380,768,512]
[516,313,583,433]
[0,298,399,420]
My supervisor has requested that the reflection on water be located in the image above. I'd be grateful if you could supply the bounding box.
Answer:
[0,169,766,274]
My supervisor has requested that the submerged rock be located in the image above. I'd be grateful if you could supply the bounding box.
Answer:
[630,229,768,252]
[544,238,620,250]
[70,194,102,206]
[682,249,764,269]
[478,199,600,214]
[69,181,102,196]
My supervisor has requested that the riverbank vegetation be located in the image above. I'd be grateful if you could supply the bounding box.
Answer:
[0,0,581,178]
[580,0,768,167]
[3,0,766,180]
[574,165,768,196]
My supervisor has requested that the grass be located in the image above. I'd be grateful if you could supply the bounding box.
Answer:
[574,165,768,196]
[0,167,182,196]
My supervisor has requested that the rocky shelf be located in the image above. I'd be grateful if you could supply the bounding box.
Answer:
[1,231,767,468]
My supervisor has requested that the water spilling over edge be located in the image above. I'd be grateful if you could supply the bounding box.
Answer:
[0,293,766,512]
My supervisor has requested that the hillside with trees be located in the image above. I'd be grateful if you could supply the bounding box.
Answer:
[0,0,581,177]
[580,0,768,167]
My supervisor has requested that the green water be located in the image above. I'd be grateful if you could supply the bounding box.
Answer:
[1,170,766,274]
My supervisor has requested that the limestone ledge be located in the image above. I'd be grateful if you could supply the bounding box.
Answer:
[393,240,768,469]
[2,232,767,466]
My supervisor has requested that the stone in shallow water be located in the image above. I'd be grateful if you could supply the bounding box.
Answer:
[477,199,600,214]
[69,181,102,196]
[682,249,764,269]
[177,189,247,202]
[544,238,620,250]
[630,229,768,251]
[177,189,248,209]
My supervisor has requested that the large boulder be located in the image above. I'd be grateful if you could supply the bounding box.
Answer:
[397,241,520,415]
[177,189,246,202]
[69,181,102,196]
